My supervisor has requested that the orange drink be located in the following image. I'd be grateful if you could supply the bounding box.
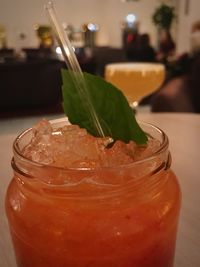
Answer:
[105,63,165,107]
[6,119,181,267]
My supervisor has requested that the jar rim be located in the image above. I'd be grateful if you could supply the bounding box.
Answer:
[13,118,169,172]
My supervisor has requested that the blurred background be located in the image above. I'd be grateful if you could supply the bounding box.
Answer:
[0,0,200,115]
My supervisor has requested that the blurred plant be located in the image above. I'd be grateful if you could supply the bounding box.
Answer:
[35,24,54,48]
[152,4,176,31]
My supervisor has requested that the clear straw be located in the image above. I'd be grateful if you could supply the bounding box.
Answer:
[45,1,105,137]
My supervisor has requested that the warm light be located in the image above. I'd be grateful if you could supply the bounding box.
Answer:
[56,46,75,57]
[55,46,62,54]
[125,13,136,27]
[87,23,99,32]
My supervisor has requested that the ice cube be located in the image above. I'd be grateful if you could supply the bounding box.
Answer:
[101,140,137,166]
[134,138,160,161]
[23,119,54,164]
[22,120,160,170]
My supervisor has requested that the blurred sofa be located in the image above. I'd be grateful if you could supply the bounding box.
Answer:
[151,52,200,113]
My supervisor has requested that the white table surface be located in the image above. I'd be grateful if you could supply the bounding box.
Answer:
[0,112,200,267]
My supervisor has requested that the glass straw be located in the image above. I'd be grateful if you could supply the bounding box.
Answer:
[45,1,105,137]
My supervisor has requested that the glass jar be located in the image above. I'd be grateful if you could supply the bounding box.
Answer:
[5,120,181,267]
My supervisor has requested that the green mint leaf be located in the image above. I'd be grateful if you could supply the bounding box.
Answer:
[61,69,148,144]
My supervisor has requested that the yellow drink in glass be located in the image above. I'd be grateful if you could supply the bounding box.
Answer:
[105,63,165,108]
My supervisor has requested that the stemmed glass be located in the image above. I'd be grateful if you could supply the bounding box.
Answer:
[105,62,165,110]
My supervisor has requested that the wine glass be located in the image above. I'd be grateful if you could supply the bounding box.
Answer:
[105,62,165,110]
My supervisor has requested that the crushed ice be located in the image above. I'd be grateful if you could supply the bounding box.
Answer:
[22,119,160,168]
